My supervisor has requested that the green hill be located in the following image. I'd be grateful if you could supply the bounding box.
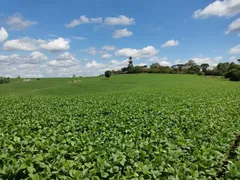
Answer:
[0,74,239,97]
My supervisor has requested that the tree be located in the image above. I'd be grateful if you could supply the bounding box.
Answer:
[200,63,209,73]
[185,60,196,68]
[105,70,111,79]
[72,74,76,78]
[216,62,230,75]
[128,56,133,69]
[185,60,200,74]
[172,64,185,74]
[150,63,160,69]
[238,59,240,64]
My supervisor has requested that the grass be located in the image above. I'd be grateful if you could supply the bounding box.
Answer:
[0,74,239,97]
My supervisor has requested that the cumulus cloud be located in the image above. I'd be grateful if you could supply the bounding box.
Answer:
[174,56,222,67]
[226,18,240,34]
[39,38,70,51]
[65,15,102,28]
[3,37,70,52]
[101,54,112,59]
[104,15,135,25]
[0,51,47,64]
[112,28,133,38]
[162,40,179,48]
[6,13,37,30]
[0,27,8,43]
[81,47,97,55]
[115,46,159,58]
[193,0,240,19]
[102,45,116,51]
[149,56,171,66]
[229,44,240,54]
[83,59,129,76]
[86,60,106,68]
[29,51,48,62]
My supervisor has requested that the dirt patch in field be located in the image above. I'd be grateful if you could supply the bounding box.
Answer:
[69,80,82,83]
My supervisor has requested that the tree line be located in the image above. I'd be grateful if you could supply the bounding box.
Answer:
[0,77,10,84]
[105,57,240,81]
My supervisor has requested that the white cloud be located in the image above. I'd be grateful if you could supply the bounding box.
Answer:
[86,60,106,68]
[162,40,179,48]
[193,0,240,19]
[229,56,237,62]
[46,52,82,77]
[115,46,159,58]
[83,59,129,76]
[39,38,70,51]
[112,28,133,38]
[104,15,135,25]
[6,13,37,30]
[159,61,172,66]
[65,15,102,28]
[29,51,48,62]
[0,51,47,65]
[3,37,40,51]
[150,57,171,66]
[3,37,70,52]
[226,18,240,34]
[102,45,116,51]
[72,36,87,40]
[149,56,171,66]
[174,56,222,67]
[229,44,240,54]
[101,54,112,59]
[81,47,97,55]
[0,27,8,43]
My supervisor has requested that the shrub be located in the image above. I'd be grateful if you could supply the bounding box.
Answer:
[227,69,240,81]
[105,70,111,79]
[0,77,10,84]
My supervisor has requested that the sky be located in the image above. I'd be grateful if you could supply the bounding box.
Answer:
[0,0,240,77]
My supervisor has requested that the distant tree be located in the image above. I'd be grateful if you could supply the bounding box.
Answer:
[200,63,209,73]
[72,74,76,78]
[128,56,133,69]
[172,64,185,73]
[185,60,196,68]
[121,67,128,73]
[105,70,111,79]
[225,69,240,81]
[184,60,200,74]
[150,63,161,69]
[0,77,10,84]
[216,62,230,75]
[17,76,21,79]
[238,59,240,64]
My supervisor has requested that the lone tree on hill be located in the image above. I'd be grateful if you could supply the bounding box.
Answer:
[105,70,111,79]
[128,56,133,69]
[238,59,240,63]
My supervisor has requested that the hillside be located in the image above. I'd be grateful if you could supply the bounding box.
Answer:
[0,74,239,97]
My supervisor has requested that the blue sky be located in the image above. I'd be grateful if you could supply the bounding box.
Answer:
[0,0,240,77]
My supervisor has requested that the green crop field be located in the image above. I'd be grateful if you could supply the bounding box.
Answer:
[0,74,240,179]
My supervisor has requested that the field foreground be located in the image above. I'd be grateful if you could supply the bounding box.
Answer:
[0,74,240,179]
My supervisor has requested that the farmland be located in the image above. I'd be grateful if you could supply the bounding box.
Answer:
[0,74,240,179]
